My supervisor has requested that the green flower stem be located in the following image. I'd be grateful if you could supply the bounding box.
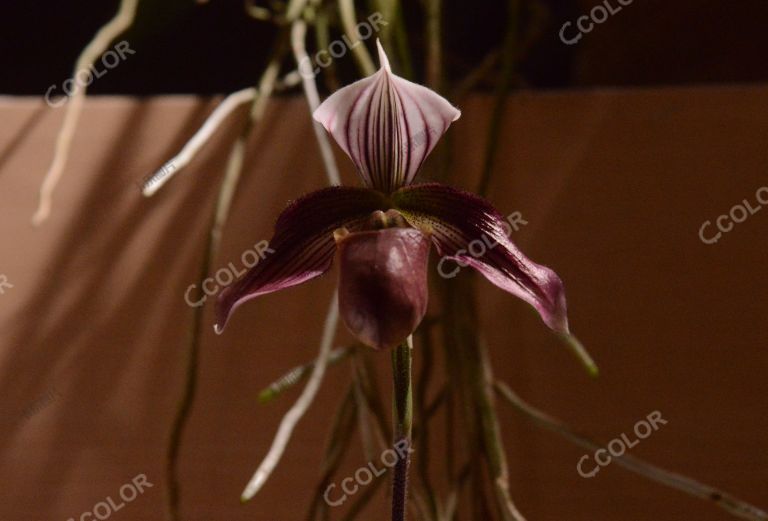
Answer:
[391,337,413,521]
[354,351,435,521]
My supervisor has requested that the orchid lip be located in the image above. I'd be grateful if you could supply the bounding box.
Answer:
[336,226,430,350]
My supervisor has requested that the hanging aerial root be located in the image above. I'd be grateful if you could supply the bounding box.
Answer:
[33,0,139,225]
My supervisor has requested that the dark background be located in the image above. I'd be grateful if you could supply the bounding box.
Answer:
[2,0,768,95]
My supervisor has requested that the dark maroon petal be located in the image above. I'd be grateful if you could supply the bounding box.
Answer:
[215,186,388,333]
[313,41,461,193]
[392,182,571,335]
[336,227,430,350]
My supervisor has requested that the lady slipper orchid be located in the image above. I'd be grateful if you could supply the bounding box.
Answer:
[215,41,594,371]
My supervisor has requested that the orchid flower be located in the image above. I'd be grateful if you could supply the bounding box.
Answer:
[215,41,595,373]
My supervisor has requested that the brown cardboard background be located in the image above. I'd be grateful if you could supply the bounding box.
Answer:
[0,87,766,520]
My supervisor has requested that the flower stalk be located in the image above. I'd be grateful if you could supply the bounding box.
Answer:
[391,336,413,521]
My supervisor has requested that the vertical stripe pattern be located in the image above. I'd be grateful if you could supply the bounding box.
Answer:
[314,40,461,193]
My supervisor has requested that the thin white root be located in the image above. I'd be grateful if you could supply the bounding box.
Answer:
[142,87,257,197]
[33,0,139,225]
[275,70,303,91]
[210,54,282,252]
[290,19,341,186]
[241,293,339,502]
[284,0,310,23]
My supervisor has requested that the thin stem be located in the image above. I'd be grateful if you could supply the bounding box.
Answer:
[440,463,471,521]
[423,0,449,184]
[212,44,284,253]
[237,2,344,501]
[373,0,411,77]
[164,42,287,521]
[33,0,139,225]
[391,1,413,79]
[559,332,599,377]
[315,4,341,92]
[423,385,446,419]
[437,276,469,513]
[340,469,389,521]
[391,336,413,521]
[358,350,393,443]
[338,0,376,76]
[371,0,395,52]
[284,0,311,23]
[494,381,768,521]
[291,18,341,185]
[165,232,211,521]
[477,0,519,197]
[351,355,376,460]
[450,49,500,101]
[355,360,434,521]
[441,273,526,521]
[275,70,303,91]
[142,87,257,196]
[424,0,442,90]
[473,340,526,521]
[305,385,358,521]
